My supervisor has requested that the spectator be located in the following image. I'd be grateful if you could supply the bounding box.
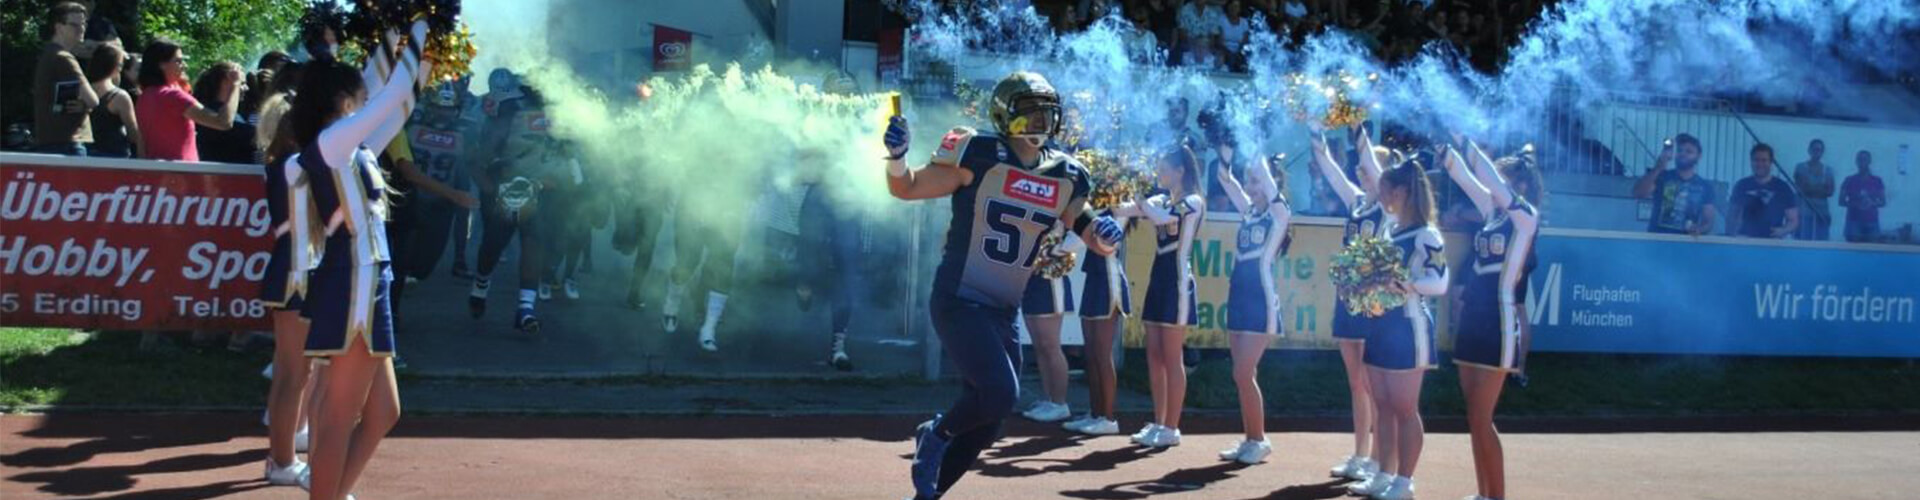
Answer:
[1176,0,1221,68]
[1726,143,1799,239]
[1145,0,1181,54]
[1218,0,1252,71]
[257,50,292,74]
[255,62,303,152]
[84,43,140,158]
[1127,6,1161,60]
[1159,96,1197,153]
[1792,139,1836,241]
[1634,133,1719,236]
[192,61,260,164]
[135,39,240,161]
[32,2,98,155]
[1840,150,1886,243]
[1197,106,1244,213]
[119,52,141,102]
[1307,161,1343,215]
[79,15,121,63]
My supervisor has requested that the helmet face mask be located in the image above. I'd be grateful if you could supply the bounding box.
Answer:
[433,84,460,108]
[1006,97,1061,147]
[991,72,1062,149]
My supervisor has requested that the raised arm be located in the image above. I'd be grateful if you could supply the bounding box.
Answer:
[1634,143,1672,199]
[1469,141,1524,209]
[1354,126,1385,191]
[183,75,241,130]
[884,118,974,200]
[1214,159,1252,215]
[1443,145,1493,217]
[1311,131,1361,208]
[318,38,419,169]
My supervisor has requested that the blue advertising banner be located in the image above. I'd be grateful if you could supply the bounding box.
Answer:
[1526,229,1920,357]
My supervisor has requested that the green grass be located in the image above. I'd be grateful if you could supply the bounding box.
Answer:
[1128,350,1920,416]
[6,327,1917,415]
[1,328,270,409]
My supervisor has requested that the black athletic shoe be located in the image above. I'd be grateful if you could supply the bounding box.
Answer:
[516,307,541,334]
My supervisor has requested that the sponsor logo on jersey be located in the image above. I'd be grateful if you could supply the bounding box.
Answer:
[1004,169,1060,206]
[414,128,460,150]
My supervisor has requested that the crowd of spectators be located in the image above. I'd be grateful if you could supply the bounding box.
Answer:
[929,0,1561,73]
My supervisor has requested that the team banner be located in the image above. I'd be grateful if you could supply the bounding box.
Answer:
[0,154,273,331]
[1526,230,1920,357]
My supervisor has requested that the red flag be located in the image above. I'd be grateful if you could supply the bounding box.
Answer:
[877,27,904,86]
[653,25,692,71]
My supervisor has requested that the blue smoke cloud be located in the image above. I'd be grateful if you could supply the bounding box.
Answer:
[898,0,1920,155]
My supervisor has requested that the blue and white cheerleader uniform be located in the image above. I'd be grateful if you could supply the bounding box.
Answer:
[261,156,315,311]
[1079,209,1132,320]
[1223,199,1291,336]
[294,46,420,358]
[1021,273,1075,317]
[1333,195,1388,341]
[1119,193,1205,327]
[1454,199,1539,372]
[1362,221,1447,371]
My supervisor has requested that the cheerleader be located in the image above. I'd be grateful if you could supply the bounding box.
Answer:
[1441,140,1542,500]
[1348,160,1449,500]
[1020,254,1078,423]
[1211,155,1293,464]
[1311,127,1391,482]
[285,22,430,500]
[1111,145,1206,449]
[1063,213,1131,436]
[260,85,315,488]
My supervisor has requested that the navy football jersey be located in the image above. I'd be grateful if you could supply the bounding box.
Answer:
[930,127,1093,308]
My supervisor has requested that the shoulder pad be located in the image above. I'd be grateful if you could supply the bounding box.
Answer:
[930,127,979,167]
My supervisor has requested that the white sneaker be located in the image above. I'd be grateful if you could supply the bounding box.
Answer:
[294,425,310,453]
[1061,413,1094,429]
[1348,473,1392,497]
[1129,423,1162,445]
[1145,427,1181,448]
[698,325,719,352]
[538,283,553,301]
[1068,417,1120,436]
[1375,478,1415,500]
[1332,455,1377,480]
[265,457,307,486]
[564,279,581,300]
[1219,438,1272,464]
[1021,401,1071,423]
